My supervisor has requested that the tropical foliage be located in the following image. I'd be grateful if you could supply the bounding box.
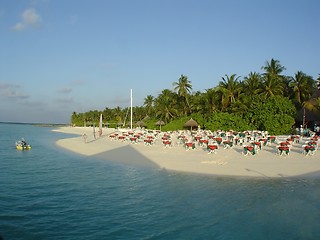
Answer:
[71,59,319,135]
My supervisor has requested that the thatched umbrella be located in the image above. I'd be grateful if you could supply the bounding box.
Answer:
[156,120,165,131]
[136,120,146,127]
[296,107,320,128]
[184,118,198,131]
[296,88,320,128]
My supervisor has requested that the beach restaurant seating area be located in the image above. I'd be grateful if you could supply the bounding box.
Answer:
[106,128,319,158]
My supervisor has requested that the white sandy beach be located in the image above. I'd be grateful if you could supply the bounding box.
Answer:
[53,126,320,178]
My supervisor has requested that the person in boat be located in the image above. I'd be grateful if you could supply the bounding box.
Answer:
[21,138,27,147]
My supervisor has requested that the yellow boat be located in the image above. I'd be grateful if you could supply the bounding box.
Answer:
[16,138,32,150]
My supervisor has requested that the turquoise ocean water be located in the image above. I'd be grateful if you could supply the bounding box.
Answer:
[1,123,320,240]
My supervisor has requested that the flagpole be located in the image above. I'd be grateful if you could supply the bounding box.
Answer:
[130,89,133,130]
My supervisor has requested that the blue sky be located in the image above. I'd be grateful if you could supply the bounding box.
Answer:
[0,0,319,124]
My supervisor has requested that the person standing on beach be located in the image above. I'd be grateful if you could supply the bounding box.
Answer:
[300,125,303,136]
[93,125,96,140]
[83,133,87,143]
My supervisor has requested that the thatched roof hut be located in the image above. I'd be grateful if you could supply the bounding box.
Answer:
[155,120,165,131]
[296,88,320,128]
[136,121,146,127]
[296,107,320,128]
[184,118,198,131]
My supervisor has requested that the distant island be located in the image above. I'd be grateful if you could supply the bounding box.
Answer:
[0,122,68,127]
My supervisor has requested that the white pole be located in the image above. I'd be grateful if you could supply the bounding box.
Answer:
[130,89,133,130]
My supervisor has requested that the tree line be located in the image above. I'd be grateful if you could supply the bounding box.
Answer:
[71,59,320,135]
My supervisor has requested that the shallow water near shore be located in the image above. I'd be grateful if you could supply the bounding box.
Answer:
[1,123,320,239]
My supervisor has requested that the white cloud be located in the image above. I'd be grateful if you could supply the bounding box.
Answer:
[13,22,25,31]
[0,82,19,89]
[0,82,29,100]
[3,89,29,100]
[58,87,72,94]
[23,8,41,25]
[56,96,74,104]
[13,8,42,31]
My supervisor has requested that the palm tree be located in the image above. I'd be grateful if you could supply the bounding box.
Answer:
[289,71,315,105]
[102,107,113,123]
[113,106,123,125]
[133,106,146,122]
[260,58,287,97]
[143,95,154,117]
[316,74,320,89]
[202,88,220,114]
[261,58,286,77]
[243,72,263,98]
[314,98,320,112]
[173,74,192,114]
[261,73,284,97]
[154,89,178,123]
[71,112,79,126]
[300,76,320,125]
[188,91,202,114]
[217,74,242,111]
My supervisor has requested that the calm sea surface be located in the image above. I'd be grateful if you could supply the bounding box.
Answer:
[1,123,320,240]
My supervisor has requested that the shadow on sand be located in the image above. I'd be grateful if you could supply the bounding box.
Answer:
[92,144,159,169]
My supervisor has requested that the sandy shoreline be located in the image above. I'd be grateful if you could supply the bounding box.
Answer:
[53,126,320,178]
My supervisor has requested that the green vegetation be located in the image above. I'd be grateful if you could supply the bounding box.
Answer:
[71,59,320,135]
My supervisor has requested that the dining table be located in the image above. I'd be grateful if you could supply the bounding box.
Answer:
[223,140,233,149]
[195,136,202,141]
[130,137,137,144]
[199,139,208,147]
[207,144,218,154]
[185,142,196,150]
[118,135,126,141]
[267,136,277,144]
[278,146,290,156]
[144,139,153,146]
[304,145,315,156]
[163,140,172,147]
[253,141,262,150]
[279,141,290,146]
[243,145,256,156]
[214,137,222,144]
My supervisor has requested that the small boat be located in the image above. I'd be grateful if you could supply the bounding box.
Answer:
[16,138,32,150]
